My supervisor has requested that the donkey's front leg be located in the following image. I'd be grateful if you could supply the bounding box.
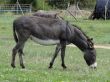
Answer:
[49,44,61,68]
[61,42,67,69]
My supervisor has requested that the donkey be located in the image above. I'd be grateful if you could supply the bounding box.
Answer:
[11,16,97,69]
[33,11,58,19]
[33,10,63,19]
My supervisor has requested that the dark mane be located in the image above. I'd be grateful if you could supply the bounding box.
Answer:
[72,24,89,38]
[72,24,94,48]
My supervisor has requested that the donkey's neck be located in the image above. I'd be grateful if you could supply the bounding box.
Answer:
[72,28,88,52]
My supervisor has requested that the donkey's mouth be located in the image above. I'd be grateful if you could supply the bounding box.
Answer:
[90,62,97,69]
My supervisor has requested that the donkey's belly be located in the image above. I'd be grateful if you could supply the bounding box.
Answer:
[30,36,60,45]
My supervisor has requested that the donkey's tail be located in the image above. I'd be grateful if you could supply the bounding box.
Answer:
[13,22,18,43]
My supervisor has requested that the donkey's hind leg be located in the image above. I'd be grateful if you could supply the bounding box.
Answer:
[11,34,29,68]
[18,44,25,68]
[17,32,30,68]
[49,44,61,68]
[11,42,25,68]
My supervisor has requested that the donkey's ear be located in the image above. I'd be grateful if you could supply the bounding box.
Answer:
[87,38,94,48]
[87,38,93,42]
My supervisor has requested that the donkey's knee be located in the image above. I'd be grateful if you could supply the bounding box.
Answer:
[18,49,24,55]
[12,47,18,55]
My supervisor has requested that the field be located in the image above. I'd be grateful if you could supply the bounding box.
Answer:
[0,16,110,82]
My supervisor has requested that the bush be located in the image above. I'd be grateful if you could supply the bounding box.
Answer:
[6,0,96,10]
[35,0,51,10]
[47,0,68,9]
[79,0,96,9]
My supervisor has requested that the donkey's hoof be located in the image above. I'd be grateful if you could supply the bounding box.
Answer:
[48,63,53,69]
[48,66,53,69]
[62,64,67,69]
[63,66,67,69]
[11,64,16,68]
[21,65,25,69]
[22,66,25,69]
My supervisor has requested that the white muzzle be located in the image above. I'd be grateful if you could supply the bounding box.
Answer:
[90,62,97,68]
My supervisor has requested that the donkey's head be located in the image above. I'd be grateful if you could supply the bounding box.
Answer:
[84,38,97,69]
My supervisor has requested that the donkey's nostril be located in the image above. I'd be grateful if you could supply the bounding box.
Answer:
[94,66,97,69]
[90,66,97,69]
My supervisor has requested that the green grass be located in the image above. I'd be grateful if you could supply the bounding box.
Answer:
[0,39,110,82]
[0,16,110,82]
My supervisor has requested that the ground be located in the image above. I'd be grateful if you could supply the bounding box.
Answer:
[0,16,110,82]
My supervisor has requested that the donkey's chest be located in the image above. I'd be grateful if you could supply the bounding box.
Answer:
[30,36,60,45]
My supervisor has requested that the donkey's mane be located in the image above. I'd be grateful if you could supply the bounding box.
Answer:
[72,24,89,39]
[72,24,94,48]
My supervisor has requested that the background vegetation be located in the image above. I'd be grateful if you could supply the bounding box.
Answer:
[0,0,110,82]
[0,0,96,10]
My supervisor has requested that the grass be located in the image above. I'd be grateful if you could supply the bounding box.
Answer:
[0,39,110,82]
[0,16,110,82]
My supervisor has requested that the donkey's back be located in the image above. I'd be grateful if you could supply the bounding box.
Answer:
[13,16,72,44]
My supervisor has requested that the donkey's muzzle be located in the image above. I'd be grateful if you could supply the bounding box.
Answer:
[90,62,97,69]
